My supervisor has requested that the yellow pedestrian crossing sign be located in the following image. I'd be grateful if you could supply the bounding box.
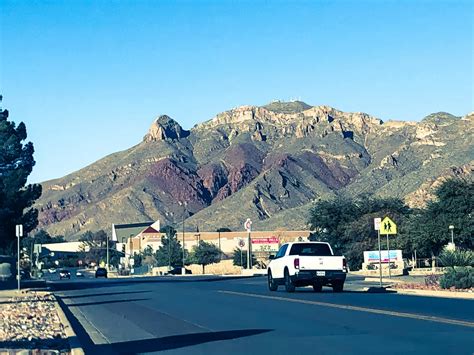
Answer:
[380,216,397,235]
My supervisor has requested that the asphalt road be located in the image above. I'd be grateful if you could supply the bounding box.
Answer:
[50,275,474,355]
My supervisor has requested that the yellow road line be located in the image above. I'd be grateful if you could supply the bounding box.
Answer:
[218,290,474,328]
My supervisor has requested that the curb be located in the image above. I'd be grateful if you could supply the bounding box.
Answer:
[388,287,474,300]
[363,277,405,284]
[53,296,85,355]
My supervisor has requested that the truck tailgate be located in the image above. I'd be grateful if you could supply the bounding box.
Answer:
[298,256,344,271]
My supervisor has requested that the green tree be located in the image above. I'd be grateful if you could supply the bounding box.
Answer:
[132,252,143,268]
[191,241,221,274]
[0,97,42,252]
[309,195,412,269]
[141,245,156,267]
[154,226,184,267]
[232,247,256,268]
[404,179,473,257]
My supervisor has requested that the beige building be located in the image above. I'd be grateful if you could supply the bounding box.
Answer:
[126,229,311,257]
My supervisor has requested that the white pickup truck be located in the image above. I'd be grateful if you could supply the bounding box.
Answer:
[267,242,347,292]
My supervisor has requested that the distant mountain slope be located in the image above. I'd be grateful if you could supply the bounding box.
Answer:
[34,104,474,238]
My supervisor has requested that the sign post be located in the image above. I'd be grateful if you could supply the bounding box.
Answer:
[16,224,23,292]
[244,219,252,269]
[374,218,382,287]
[238,239,245,273]
[380,217,397,279]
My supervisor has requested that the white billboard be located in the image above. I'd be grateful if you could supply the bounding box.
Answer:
[364,250,402,263]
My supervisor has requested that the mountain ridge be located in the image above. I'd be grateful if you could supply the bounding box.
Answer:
[34,101,473,238]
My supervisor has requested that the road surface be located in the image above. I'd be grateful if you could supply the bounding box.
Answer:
[50,275,474,354]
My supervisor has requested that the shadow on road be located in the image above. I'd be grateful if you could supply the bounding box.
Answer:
[56,295,272,354]
[64,298,150,307]
[59,290,151,299]
[49,275,258,292]
[96,329,273,354]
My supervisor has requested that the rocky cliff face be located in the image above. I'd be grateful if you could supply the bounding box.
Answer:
[144,115,189,141]
[34,102,473,238]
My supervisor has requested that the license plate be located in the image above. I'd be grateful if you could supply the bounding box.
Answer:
[316,271,325,276]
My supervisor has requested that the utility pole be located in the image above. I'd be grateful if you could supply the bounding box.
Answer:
[179,201,187,274]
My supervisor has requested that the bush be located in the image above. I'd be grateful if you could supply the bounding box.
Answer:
[438,249,474,267]
[440,267,474,289]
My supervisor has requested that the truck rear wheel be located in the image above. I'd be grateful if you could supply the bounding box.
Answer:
[332,281,344,292]
[284,269,295,293]
[268,271,278,291]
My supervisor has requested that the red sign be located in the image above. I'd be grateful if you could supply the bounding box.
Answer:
[251,237,279,244]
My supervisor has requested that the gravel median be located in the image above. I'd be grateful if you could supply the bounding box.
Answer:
[0,291,70,354]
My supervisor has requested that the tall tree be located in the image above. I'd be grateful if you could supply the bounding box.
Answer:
[154,226,184,267]
[0,96,42,252]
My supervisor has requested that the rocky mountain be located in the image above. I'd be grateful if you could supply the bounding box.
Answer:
[34,102,474,238]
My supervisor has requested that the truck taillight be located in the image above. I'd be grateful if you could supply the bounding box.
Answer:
[343,258,347,269]
[294,258,300,269]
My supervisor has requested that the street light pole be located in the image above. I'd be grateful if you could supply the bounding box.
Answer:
[449,225,454,245]
[168,232,171,271]
[179,201,187,274]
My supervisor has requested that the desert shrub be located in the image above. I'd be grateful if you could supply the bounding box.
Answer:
[438,249,474,268]
[440,267,474,289]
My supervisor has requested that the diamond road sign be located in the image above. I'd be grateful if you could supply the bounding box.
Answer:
[380,216,397,235]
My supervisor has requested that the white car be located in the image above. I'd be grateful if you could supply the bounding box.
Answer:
[267,242,347,293]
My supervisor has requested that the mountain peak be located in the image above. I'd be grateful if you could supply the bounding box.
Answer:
[143,115,189,142]
[421,112,459,124]
[262,100,312,114]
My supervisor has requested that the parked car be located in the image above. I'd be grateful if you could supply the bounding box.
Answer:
[166,267,192,275]
[59,269,71,280]
[95,267,108,278]
[75,270,85,277]
[267,242,347,293]
[48,268,57,274]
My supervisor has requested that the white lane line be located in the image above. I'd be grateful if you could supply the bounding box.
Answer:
[218,290,474,328]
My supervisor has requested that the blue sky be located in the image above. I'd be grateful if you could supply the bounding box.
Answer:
[1,0,472,183]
